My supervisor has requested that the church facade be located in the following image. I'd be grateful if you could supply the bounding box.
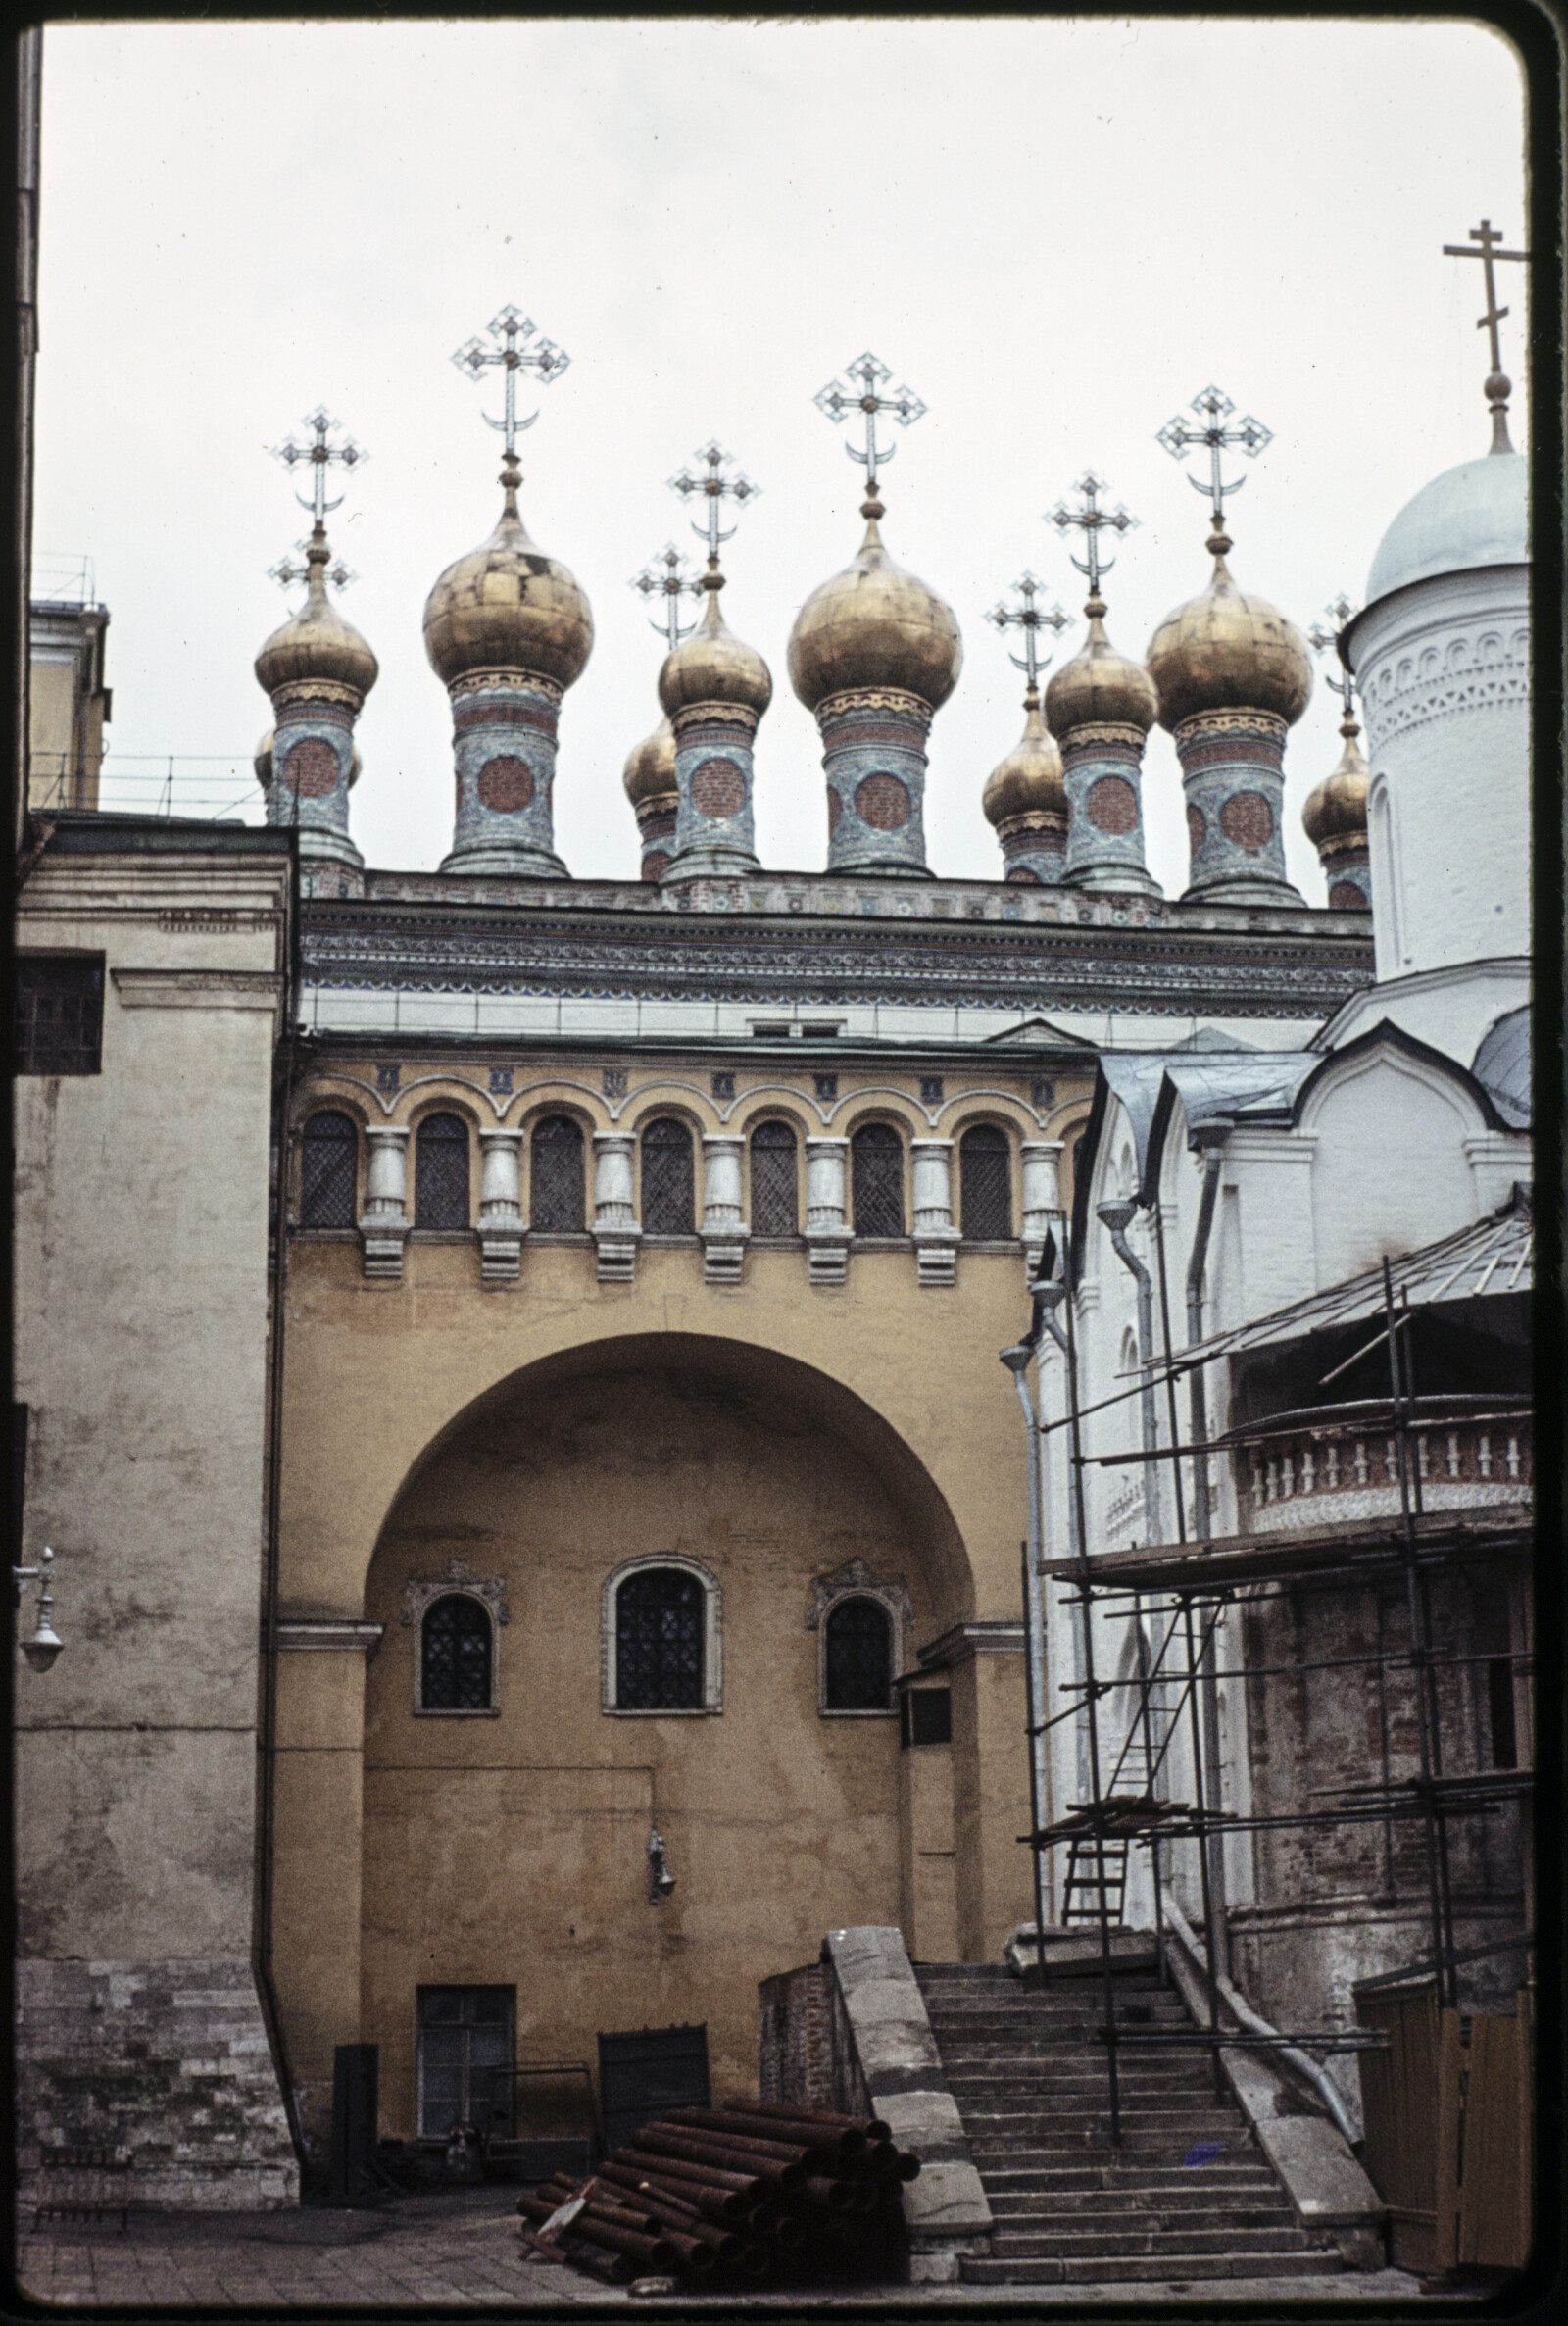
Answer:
[19,291,1529,2213]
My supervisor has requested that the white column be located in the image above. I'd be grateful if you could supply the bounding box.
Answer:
[359,1125,410,1282]
[805,1136,851,1285]
[1021,1140,1064,1262]
[592,1131,639,1283]
[911,1138,958,1287]
[701,1135,747,1285]
[477,1129,524,1284]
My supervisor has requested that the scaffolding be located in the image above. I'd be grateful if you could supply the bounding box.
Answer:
[1013,1212,1534,2148]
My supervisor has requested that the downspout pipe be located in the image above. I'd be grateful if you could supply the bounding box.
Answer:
[1184,1123,1230,1976]
[1163,1898,1358,2147]
[1098,1202,1160,1545]
[1000,1342,1050,1951]
[1035,1283,1090,1811]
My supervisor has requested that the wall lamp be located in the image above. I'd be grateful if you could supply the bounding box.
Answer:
[12,1546,63,1672]
[647,1827,676,1902]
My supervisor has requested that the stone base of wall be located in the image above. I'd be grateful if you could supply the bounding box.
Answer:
[15,1958,298,2211]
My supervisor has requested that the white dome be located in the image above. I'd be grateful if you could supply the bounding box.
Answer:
[1365,452,1527,603]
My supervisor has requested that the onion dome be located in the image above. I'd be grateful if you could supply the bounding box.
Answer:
[983,689,1065,827]
[1045,590,1158,736]
[1364,451,1527,604]
[788,495,961,712]
[1146,525,1312,730]
[254,728,273,789]
[255,530,378,698]
[1301,715,1370,848]
[658,578,771,718]
[423,453,593,690]
[623,715,678,808]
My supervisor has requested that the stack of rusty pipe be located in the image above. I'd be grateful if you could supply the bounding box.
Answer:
[516,2101,920,2288]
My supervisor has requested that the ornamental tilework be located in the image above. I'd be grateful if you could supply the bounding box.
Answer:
[817,692,932,876]
[666,710,761,878]
[1173,709,1299,904]
[1061,728,1156,894]
[442,674,567,878]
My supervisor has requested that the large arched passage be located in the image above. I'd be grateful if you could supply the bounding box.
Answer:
[357,1333,975,2137]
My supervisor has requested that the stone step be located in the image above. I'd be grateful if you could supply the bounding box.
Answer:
[981,2170,1283,2201]
[988,2190,1294,2221]
[959,2248,1341,2286]
[993,2224,1318,2259]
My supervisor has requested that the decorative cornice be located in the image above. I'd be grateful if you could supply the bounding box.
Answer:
[669,702,761,737]
[805,1556,914,1635]
[270,677,365,715]
[815,686,933,723]
[1173,708,1289,746]
[1058,721,1149,756]
[916,1619,1025,1668]
[275,1618,385,1654]
[111,967,282,1010]
[402,1559,511,1630]
[449,667,564,706]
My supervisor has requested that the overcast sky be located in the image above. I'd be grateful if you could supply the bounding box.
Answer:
[33,16,1530,896]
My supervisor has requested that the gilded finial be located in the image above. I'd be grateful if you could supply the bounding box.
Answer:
[451,305,571,487]
[1308,595,1361,735]
[1441,219,1529,454]
[1157,386,1272,544]
[988,570,1069,699]
[668,440,760,594]
[1050,471,1138,611]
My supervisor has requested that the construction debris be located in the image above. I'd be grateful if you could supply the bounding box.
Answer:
[517,2102,920,2289]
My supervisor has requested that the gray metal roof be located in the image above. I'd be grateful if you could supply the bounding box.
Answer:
[1472,1005,1531,1128]
[1364,450,1527,603]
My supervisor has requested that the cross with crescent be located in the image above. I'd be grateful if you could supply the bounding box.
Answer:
[630,545,705,649]
[667,442,760,570]
[1307,596,1359,720]
[1156,386,1272,536]
[988,571,1069,693]
[451,307,571,458]
[1441,219,1529,451]
[271,409,368,529]
[1049,471,1138,600]
[813,353,927,498]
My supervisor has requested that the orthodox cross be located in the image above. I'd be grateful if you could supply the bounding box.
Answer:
[1049,471,1137,600]
[1156,386,1272,537]
[813,352,926,498]
[271,408,368,529]
[668,442,760,570]
[451,306,571,457]
[269,542,355,596]
[1308,596,1359,721]
[1441,218,1529,451]
[630,544,705,648]
[988,571,1069,693]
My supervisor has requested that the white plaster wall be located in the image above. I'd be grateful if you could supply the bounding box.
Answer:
[1351,563,1529,986]
[1316,956,1530,1069]
[1298,1042,1487,1286]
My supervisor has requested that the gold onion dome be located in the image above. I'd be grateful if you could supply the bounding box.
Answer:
[255,533,378,698]
[982,691,1065,827]
[423,455,593,691]
[1302,718,1370,846]
[1146,525,1312,731]
[787,496,961,712]
[658,579,772,718]
[623,715,678,807]
[1044,593,1158,737]
[254,728,274,789]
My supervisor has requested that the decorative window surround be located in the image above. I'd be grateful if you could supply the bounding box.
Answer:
[602,1554,722,1714]
[807,1557,913,1716]
[360,1124,411,1281]
[403,1560,510,1714]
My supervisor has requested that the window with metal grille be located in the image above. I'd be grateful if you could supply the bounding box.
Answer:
[960,1123,1012,1240]
[417,1987,514,2139]
[824,1597,894,1711]
[421,1593,493,1709]
[416,1112,470,1230]
[300,1111,359,1228]
[750,1119,798,1236]
[15,954,104,1074]
[616,1568,703,1710]
[852,1122,904,1237]
[641,1117,695,1235]
[531,1114,585,1232]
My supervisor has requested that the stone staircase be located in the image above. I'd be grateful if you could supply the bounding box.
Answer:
[914,1961,1345,2286]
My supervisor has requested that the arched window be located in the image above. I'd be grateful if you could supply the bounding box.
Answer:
[300,1110,358,1228]
[750,1119,798,1236]
[960,1123,1012,1240]
[852,1122,904,1238]
[416,1112,470,1230]
[641,1117,695,1235]
[615,1567,704,1710]
[531,1114,585,1232]
[421,1594,493,1711]
[824,1597,894,1711]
